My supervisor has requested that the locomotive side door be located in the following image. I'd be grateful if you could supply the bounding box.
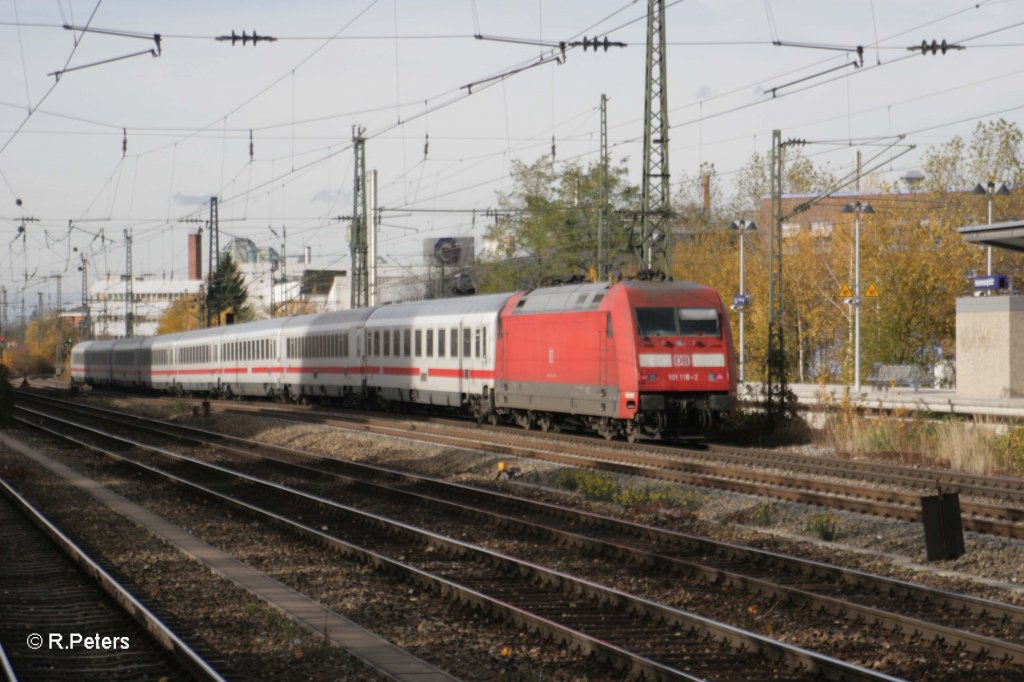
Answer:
[599,311,609,391]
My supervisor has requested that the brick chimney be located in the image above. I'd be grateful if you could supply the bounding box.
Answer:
[188,233,202,280]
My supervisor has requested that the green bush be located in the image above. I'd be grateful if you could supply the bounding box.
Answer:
[558,469,703,512]
[805,512,840,541]
[994,425,1024,473]
[722,502,776,527]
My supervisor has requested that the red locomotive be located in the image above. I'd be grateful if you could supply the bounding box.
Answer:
[494,280,735,441]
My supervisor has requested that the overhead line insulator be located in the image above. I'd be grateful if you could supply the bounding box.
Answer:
[215,30,278,46]
[909,39,964,55]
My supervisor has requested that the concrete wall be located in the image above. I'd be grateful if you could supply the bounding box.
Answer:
[956,295,1024,398]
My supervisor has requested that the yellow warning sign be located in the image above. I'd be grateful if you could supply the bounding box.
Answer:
[838,284,853,298]
[865,283,880,298]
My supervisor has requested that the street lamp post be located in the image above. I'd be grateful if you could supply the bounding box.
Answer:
[729,220,757,383]
[972,181,1011,276]
[841,202,874,393]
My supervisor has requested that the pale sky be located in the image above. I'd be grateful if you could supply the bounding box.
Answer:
[2,0,1023,319]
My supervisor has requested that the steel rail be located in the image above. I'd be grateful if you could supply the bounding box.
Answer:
[19,396,1024,664]
[18,389,1024,538]
[14,407,901,682]
[0,478,226,682]
[0,644,18,682]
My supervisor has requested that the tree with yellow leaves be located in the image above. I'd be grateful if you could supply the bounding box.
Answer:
[6,313,71,377]
[156,294,203,334]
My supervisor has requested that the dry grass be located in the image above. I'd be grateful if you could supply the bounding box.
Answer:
[817,395,1024,476]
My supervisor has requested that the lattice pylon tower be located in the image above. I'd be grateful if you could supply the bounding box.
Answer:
[350,126,369,309]
[640,0,671,274]
[766,130,787,420]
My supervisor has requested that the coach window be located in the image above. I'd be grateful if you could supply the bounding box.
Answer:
[414,330,422,357]
[438,329,446,358]
[371,330,378,357]
[474,328,481,358]
[426,329,434,357]
[342,334,349,357]
[451,328,459,357]
[383,330,391,357]
[463,328,471,358]
[392,329,400,356]
[482,328,487,358]
[403,330,411,357]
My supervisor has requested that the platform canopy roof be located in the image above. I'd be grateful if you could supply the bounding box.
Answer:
[958,220,1024,253]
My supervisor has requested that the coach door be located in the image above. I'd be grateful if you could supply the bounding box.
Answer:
[456,321,467,399]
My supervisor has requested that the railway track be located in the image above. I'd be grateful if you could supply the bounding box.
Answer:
[14,393,1024,679]
[12,396,911,681]
[0,474,224,682]
[190,397,1024,538]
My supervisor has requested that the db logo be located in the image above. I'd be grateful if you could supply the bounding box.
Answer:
[673,355,691,367]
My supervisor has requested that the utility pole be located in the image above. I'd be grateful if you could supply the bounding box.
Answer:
[205,196,220,327]
[208,197,220,280]
[350,126,369,308]
[124,228,134,337]
[640,0,671,275]
[0,287,5,365]
[368,169,379,306]
[79,253,90,339]
[598,93,609,280]
[766,130,786,422]
[54,275,62,334]
[37,292,44,346]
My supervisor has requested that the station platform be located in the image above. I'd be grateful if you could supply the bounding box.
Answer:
[740,382,1024,419]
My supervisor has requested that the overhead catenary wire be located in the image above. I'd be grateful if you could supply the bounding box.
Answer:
[8,0,1024,292]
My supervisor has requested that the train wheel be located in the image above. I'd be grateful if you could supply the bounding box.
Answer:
[624,422,639,444]
[595,419,616,441]
[537,414,557,433]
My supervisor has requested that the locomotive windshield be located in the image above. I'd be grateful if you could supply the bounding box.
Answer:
[636,307,720,337]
